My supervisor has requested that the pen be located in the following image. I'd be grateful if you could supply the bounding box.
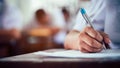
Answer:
[80,8,107,49]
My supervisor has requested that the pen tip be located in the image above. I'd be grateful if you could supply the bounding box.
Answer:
[80,8,86,14]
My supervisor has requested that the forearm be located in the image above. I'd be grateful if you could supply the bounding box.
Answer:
[64,30,80,50]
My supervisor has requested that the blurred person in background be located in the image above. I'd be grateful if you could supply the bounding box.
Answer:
[64,0,120,53]
[0,0,23,44]
[24,9,51,30]
[23,8,67,49]
[23,9,59,37]
[24,8,71,47]
[62,7,74,33]
[50,8,68,46]
[53,7,72,46]
[0,0,23,56]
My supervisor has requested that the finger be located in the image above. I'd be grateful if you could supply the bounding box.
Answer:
[80,41,102,52]
[84,27,103,42]
[79,46,89,53]
[80,48,89,53]
[102,33,110,44]
[96,32,103,42]
[104,37,110,44]
[99,32,111,49]
[80,32,103,49]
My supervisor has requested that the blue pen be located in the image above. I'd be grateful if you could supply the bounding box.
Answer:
[80,8,107,49]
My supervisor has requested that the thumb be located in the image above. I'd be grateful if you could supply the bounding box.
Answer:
[99,31,111,49]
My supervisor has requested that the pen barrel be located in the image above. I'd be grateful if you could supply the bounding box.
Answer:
[82,14,94,28]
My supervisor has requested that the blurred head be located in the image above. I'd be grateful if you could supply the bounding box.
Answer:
[62,8,70,22]
[35,9,50,25]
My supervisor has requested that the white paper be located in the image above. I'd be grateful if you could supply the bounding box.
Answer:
[34,49,120,58]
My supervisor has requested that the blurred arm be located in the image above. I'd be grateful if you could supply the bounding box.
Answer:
[64,30,80,50]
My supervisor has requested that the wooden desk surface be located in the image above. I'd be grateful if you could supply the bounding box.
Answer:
[0,49,120,68]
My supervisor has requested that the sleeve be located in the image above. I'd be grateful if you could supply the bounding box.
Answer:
[73,0,105,31]
[73,11,86,31]
[3,5,23,31]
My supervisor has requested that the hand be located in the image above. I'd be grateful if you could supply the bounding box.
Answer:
[79,26,110,53]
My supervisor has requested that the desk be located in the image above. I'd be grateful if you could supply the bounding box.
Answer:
[0,49,120,68]
[13,34,63,56]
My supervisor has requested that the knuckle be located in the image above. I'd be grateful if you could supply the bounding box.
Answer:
[85,26,91,31]
[91,30,98,38]
[79,33,85,39]
[97,33,103,41]
[89,39,95,46]
[97,42,103,48]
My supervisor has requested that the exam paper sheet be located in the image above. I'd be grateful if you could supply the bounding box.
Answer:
[34,49,120,58]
